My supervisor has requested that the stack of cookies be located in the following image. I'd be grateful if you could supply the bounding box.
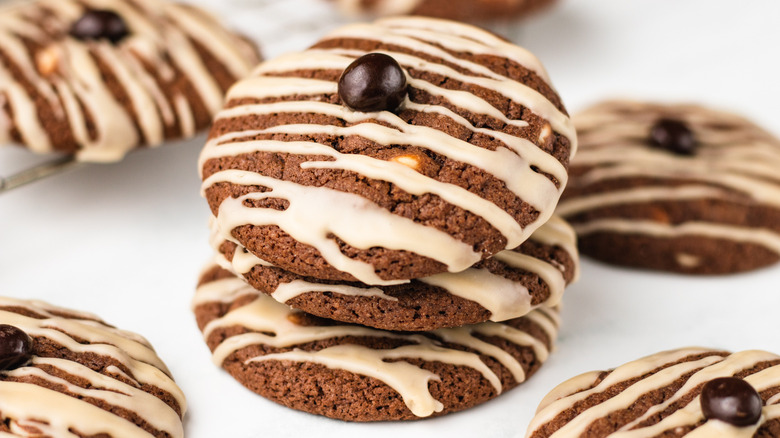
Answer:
[193,16,580,421]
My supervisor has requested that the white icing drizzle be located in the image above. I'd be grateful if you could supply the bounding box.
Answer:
[201,16,573,284]
[334,0,424,17]
[558,101,780,257]
[192,273,257,307]
[556,186,742,217]
[0,382,155,437]
[203,127,544,248]
[420,267,534,322]
[272,279,399,303]
[332,16,552,83]
[0,0,258,162]
[208,169,480,285]
[0,296,185,438]
[573,219,780,255]
[209,213,577,322]
[195,267,558,418]
[526,348,780,438]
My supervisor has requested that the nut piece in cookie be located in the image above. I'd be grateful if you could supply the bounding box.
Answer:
[525,347,780,437]
[0,0,261,162]
[558,100,780,274]
[201,16,574,284]
[193,264,560,421]
[0,296,186,437]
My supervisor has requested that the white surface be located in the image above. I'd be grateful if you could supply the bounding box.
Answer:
[1,0,780,437]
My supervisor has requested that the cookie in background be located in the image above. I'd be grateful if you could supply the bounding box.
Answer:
[0,0,260,163]
[0,296,186,437]
[557,100,780,275]
[526,347,780,437]
[326,0,558,22]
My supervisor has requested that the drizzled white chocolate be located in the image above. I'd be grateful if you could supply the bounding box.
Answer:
[0,0,259,162]
[526,348,780,438]
[557,101,780,260]
[201,16,574,285]
[0,296,185,438]
[330,0,549,20]
[334,0,425,16]
[211,214,577,323]
[194,265,559,418]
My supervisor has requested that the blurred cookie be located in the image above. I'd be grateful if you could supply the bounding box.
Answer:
[328,0,558,22]
[194,264,560,421]
[558,100,780,274]
[0,296,185,437]
[0,0,260,162]
[212,215,578,331]
[526,347,780,437]
[201,16,575,284]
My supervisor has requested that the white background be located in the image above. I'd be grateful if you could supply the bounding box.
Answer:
[1,1,779,437]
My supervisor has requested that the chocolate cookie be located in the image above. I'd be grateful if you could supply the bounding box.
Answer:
[194,264,560,421]
[328,0,558,22]
[212,214,578,331]
[0,0,260,162]
[201,16,575,284]
[0,296,186,437]
[525,347,780,437]
[557,100,780,274]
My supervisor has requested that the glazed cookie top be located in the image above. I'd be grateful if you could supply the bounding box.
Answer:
[557,101,780,256]
[526,347,780,438]
[194,264,560,419]
[201,16,575,284]
[0,296,185,437]
[0,0,260,162]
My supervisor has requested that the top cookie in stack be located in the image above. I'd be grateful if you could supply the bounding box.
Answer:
[200,16,576,287]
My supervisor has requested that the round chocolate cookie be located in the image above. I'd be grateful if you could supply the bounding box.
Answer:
[557,100,780,274]
[0,0,260,162]
[0,296,186,437]
[212,215,578,331]
[525,347,780,437]
[201,16,575,284]
[194,264,560,421]
[328,0,558,22]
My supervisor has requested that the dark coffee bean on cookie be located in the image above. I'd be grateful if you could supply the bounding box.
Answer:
[194,264,560,421]
[0,296,186,437]
[200,16,575,284]
[70,9,129,43]
[0,324,33,370]
[211,215,578,331]
[701,377,763,427]
[0,0,260,162]
[525,347,780,437]
[338,53,407,112]
[557,100,780,274]
[327,0,559,22]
